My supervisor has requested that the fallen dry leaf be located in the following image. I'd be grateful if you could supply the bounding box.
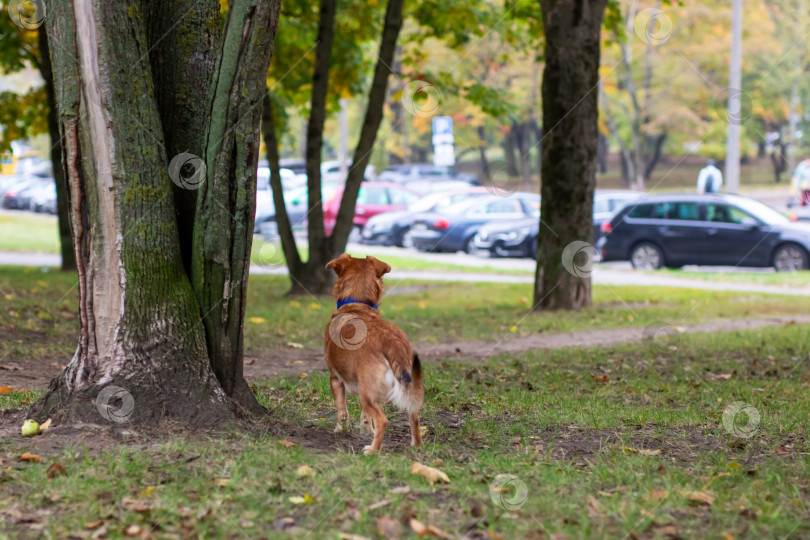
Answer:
[296,465,315,477]
[648,489,670,502]
[289,494,315,504]
[47,463,66,478]
[411,462,450,485]
[19,452,43,463]
[125,524,142,536]
[85,520,104,529]
[409,518,452,539]
[681,490,714,505]
[377,516,401,540]
[337,534,372,540]
[389,485,410,494]
[215,478,230,487]
[0,385,12,394]
[367,499,391,511]
[39,418,52,432]
[277,440,296,448]
[621,446,662,456]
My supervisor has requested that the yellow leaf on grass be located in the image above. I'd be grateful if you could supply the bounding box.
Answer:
[417,300,427,309]
[308,303,321,310]
[296,465,315,477]
[728,462,741,470]
[215,478,230,487]
[681,490,714,505]
[0,386,12,394]
[411,462,450,485]
[409,518,452,539]
[289,494,314,504]
[289,300,302,308]
[621,446,662,456]
[248,317,267,324]
[278,440,296,448]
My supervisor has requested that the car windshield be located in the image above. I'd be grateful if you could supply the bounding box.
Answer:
[408,191,459,212]
[731,197,790,225]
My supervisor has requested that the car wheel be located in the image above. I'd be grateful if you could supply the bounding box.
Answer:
[773,244,809,272]
[398,228,414,249]
[463,236,478,255]
[630,242,664,270]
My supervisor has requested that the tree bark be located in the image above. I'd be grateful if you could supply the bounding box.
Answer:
[644,132,666,180]
[144,0,220,275]
[502,129,520,177]
[534,0,607,311]
[38,27,76,272]
[32,0,281,426]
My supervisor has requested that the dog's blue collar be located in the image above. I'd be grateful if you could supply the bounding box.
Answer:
[337,298,378,309]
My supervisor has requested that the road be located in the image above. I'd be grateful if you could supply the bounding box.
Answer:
[3,244,809,297]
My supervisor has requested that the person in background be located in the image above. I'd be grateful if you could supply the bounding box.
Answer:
[790,159,810,206]
[697,159,723,194]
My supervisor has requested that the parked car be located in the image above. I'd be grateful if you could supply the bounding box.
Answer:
[410,192,540,253]
[378,163,481,187]
[598,193,810,271]
[361,187,493,247]
[321,160,375,183]
[472,190,642,258]
[26,182,57,214]
[254,185,312,234]
[2,178,49,209]
[323,182,420,240]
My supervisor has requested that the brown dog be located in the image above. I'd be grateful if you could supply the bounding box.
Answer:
[324,254,424,454]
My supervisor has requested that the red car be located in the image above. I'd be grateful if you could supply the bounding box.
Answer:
[323,182,421,239]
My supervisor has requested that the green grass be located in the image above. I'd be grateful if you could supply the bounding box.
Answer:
[5,266,810,371]
[2,324,809,538]
[250,237,532,275]
[653,268,810,288]
[0,213,60,253]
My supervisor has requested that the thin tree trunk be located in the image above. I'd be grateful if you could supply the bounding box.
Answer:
[295,0,338,296]
[38,27,75,272]
[32,0,281,425]
[644,132,666,179]
[503,129,520,177]
[478,125,491,182]
[534,0,607,311]
[332,0,405,253]
[262,93,302,277]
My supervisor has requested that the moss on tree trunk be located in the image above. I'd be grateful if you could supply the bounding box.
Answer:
[31,0,281,426]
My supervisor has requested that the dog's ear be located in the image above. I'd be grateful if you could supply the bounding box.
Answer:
[367,256,391,278]
[326,254,352,275]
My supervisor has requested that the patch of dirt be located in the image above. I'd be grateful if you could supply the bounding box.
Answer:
[6,316,810,392]
[419,315,810,361]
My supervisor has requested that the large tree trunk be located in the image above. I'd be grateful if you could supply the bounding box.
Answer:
[534,0,607,311]
[266,0,404,295]
[31,0,280,426]
[38,28,76,272]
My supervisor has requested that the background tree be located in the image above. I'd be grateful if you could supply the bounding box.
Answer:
[534,0,609,311]
[0,13,74,271]
[31,0,281,425]
[262,0,404,294]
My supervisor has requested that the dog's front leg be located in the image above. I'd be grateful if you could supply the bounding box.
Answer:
[330,375,350,433]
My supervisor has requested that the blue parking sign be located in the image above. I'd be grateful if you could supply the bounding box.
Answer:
[433,116,452,135]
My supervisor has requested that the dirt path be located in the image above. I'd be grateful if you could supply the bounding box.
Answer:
[243,314,810,380]
[6,315,809,390]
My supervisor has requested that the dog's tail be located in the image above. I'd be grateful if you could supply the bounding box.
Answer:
[384,351,424,413]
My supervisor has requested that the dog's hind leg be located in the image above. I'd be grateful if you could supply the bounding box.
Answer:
[360,398,388,455]
[409,411,422,448]
[330,374,349,433]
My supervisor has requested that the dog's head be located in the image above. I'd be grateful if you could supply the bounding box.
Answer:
[326,254,391,305]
